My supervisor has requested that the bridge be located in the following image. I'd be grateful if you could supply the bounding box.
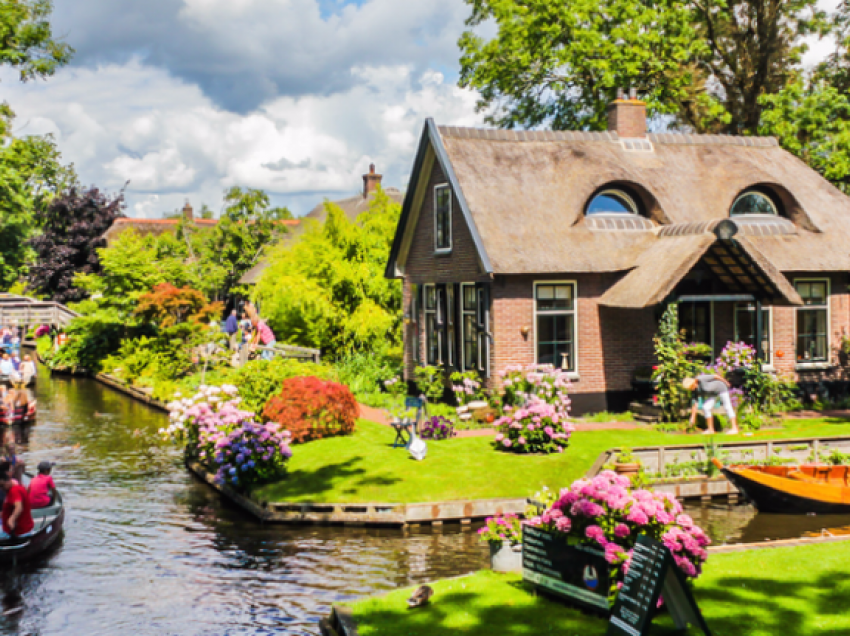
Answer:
[0,294,80,332]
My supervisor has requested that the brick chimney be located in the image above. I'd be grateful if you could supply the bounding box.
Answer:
[363,164,382,198]
[182,201,194,221]
[607,88,647,138]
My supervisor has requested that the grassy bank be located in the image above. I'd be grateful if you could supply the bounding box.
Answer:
[253,417,850,505]
[345,540,850,635]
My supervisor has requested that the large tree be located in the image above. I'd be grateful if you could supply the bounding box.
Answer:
[26,187,125,303]
[459,0,826,135]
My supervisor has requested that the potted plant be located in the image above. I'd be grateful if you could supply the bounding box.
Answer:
[613,447,641,478]
[478,514,523,572]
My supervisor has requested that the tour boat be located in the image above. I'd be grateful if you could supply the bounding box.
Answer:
[0,482,64,563]
[713,458,850,514]
[0,374,35,387]
[0,400,36,426]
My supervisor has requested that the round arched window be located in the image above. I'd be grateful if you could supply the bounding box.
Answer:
[586,190,639,215]
[730,191,778,216]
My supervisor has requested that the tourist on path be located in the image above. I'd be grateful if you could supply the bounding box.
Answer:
[252,318,277,360]
[683,375,740,435]
[224,310,240,351]
[0,466,33,537]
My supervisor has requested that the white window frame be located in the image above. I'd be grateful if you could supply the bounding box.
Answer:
[794,278,831,367]
[734,302,773,369]
[446,284,455,368]
[423,284,440,365]
[533,281,578,374]
[461,283,478,372]
[433,183,452,253]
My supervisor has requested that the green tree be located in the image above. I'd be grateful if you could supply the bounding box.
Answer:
[0,0,73,83]
[458,0,825,134]
[252,188,402,359]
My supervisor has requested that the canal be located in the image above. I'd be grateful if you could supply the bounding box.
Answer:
[3,368,850,634]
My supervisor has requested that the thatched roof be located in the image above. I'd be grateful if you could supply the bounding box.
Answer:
[303,188,404,224]
[387,120,850,279]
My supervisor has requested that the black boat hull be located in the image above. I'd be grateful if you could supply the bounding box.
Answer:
[721,467,850,515]
[0,490,65,563]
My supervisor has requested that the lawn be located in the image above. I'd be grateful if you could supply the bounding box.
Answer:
[345,540,850,635]
[252,416,850,505]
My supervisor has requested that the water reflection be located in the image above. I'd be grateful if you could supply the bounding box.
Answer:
[1,368,488,635]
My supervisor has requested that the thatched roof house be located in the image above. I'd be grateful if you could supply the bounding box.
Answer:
[386,98,850,414]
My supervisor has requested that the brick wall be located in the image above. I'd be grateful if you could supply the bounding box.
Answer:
[404,161,488,285]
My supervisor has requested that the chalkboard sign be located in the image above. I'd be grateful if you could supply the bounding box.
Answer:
[607,534,712,636]
[522,525,610,612]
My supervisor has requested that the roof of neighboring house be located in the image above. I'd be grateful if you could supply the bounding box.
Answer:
[386,119,850,295]
[302,188,405,224]
[101,217,300,244]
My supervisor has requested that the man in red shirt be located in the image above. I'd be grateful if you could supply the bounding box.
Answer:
[29,461,56,508]
[0,468,33,537]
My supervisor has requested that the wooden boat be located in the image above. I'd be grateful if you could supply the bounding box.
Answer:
[713,458,850,514]
[0,400,36,426]
[0,481,64,563]
[0,374,35,387]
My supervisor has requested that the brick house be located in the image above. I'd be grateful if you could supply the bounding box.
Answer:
[385,98,850,415]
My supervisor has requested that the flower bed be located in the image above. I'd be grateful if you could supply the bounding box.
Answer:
[527,471,709,602]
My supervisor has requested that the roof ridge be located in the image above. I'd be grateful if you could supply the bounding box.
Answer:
[436,124,778,147]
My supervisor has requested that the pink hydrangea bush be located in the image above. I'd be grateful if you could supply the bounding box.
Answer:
[162,384,293,490]
[494,398,574,453]
[499,363,572,408]
[478,513,522,546]
[526,471,710,602]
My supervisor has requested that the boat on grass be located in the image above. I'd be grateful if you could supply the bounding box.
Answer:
[713,458,850,514]
[0,481,64,563]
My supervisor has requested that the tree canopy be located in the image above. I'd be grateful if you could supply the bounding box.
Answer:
[0,0,72,83]
[253,188,402,360]
[26,186,125,303]
[459,0,826,134]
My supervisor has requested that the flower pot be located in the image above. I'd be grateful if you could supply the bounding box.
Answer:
[489,541,522,572]
[613,462,641,479]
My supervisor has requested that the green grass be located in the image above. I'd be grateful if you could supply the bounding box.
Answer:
[578,410,636,423]
[252,416,850,505]
[346,541,850,635]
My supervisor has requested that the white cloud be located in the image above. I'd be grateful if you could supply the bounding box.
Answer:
[1,55,482,217]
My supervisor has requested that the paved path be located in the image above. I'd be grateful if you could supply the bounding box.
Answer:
[358,403,640,438]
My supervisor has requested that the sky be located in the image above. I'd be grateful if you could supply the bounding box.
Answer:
[1,0,484,218]
[0,0,841,219]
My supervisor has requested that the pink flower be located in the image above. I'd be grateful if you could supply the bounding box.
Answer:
[614,523,630,539]
[626,509,649,526]
[518,436,526,445]
[585,525,605,541]
[676,514,694,528]
[555,516,571,532]
[502,439,512,448]
[495,433,504,442]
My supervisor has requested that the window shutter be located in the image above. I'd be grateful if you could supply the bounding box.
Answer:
[476,284,491,377]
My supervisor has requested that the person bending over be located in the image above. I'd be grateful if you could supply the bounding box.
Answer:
[683,375,740,435]
[0,467,33,538]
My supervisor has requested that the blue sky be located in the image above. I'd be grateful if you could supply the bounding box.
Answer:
[2,0,483,217]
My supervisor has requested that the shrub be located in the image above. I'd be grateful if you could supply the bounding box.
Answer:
[713,340,756,373]
[449,370,485,406]
[135,282,223,328]
[478,514,522,545]
[263,376,359,443]
[652,305,705,422]
[336,350,401,397]
[419,415,455,440]
[223,358,336,413]
[527,470,710,603]
[493,398,574,454]
[498,363,572,408]
[414,365,445,402]
[162,384,292,490]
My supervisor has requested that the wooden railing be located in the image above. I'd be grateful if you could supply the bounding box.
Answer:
[238,343,321,365]
[0,294,80,329]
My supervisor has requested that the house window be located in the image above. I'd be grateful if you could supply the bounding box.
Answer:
[679,301,712,350]
[535,282,576,372]
[446,285,456,367]
[461,284,478,371]
[434,185,452,251]
[730,191,778,216]
[734,303,771,364]
[795,280,829,363]
[424,284,439,364]
[586,189,639,215]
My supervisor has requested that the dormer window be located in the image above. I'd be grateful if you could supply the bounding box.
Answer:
[730,191,779,216]
[434,184,452,252]
[586,189,639,215]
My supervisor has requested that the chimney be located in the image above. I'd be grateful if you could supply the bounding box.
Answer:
[182,200,194,221]
[607,88,647,138]
[363,163,382,198]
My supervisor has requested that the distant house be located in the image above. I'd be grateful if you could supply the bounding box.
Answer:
[239,165,404,285]
[385,96,850,415]
[101,202,219,245]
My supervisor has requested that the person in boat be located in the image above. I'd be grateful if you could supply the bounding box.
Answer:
[0,353,18,381]
[19,355,35,386]
[683,375,740,435]
[28,461,56,509]
[2,427,24,482]
[0,466,33,538]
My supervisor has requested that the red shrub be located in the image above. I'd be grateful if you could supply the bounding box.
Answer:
[262,376,358,443]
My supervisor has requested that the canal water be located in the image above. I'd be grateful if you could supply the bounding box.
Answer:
[4,368,850,634]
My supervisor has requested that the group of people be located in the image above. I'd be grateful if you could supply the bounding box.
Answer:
[0,459,56,538]
[0,325,21,353]
[223,304,277,360]
[0,386,33,425]
[0,352,36,384]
